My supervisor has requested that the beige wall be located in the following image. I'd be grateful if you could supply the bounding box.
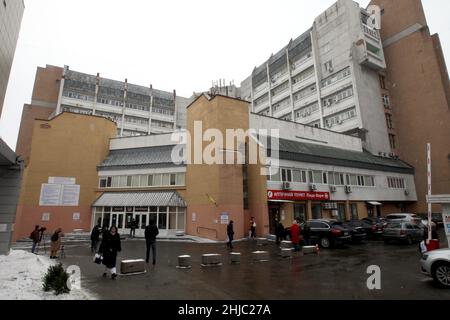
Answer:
[371,0,450,213]
[13,112,116,241]
[185,95,268,240]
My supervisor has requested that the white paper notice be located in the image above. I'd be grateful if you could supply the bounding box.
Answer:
[39,184,62,206]
[61,185,80,206]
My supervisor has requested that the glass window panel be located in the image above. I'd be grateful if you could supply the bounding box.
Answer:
[125,213,133,228]
[162,174,170,186]
[328,172,335,185]
[170,174,176,186]
[271,168,281,182]
[150,206,158,213]
[153,174,162,186]
[147,175,154,186]
[177,209,185,230]
[126,176,132,187]
[131,175,140,187]
[140,175,148,187]
[149,213,157,225]
[99,178,107,188]
[141,215,147,229]
[112,176,120,188]
[169,212,177,229]
[158,212,167,230]
[119,176,127,187]
[103,213,111,229]
[313,171,323,184]
[176,173,185,186]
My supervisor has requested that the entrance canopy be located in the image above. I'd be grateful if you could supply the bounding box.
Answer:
[93,191,186,207]
[368,201,382,206]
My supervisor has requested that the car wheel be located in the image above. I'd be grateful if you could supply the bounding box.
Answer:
[406,236,413,245]
[320,237,331,248]
[432,262,450,288]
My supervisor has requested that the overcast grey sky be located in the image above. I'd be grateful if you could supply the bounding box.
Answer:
[1,0,449,150]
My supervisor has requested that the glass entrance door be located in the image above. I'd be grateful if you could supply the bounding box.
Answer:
[111,213,124,230]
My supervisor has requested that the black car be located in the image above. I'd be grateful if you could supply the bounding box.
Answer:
[348,220,383,239]
[416,213,443,228]
[343,222,367,243]
[300,219,352,248]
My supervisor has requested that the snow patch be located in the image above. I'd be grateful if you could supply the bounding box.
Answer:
[0,250,96,300]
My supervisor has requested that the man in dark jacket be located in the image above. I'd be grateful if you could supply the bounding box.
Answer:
[145,220,159,264]
[98,226,121,280]
[30,225,41,254]
[275,220,285,245]
[227,220,235,249]
[90,222,102,253]
[130,218,137,238]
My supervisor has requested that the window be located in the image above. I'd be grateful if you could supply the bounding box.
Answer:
[387,177,406,189]
[170,174,177,186]
[293,170,307,183]
[147,175,154,186]
[176,173,185,186]
[383,95,391,109]
[386,114,394,129]
[3,0,6,8]
[281,168,292,182]
[324,60,333,72]
[351,204,358,220]
[99,177,112,188]
[379,75,386,89]
[309,170,324,184]
[347,174,357,186]
[131,175,140,187]
[112,176,120,188]
[389,134,396,149]
[162,174,170,186]
[140,175,148,187]
[119,176,127,188]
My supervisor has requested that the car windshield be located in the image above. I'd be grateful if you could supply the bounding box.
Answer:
[386,215,406,220]
[386,223,402,229]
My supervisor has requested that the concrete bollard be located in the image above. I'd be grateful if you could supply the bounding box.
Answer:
[252,251,269,262]
[177,255,192,269]
[230,252,241,264]
[201,254,222,267]
[120,259,146,275]
[302,245,319,255]
[280,248,293,258]
[256,238,268,246]
[280,241,293,249]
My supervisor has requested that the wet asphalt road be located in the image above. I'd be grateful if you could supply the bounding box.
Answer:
[62,234,450,300]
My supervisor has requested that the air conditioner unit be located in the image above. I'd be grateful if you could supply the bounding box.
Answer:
[329,67,334,73]
[330,185,337,193]
[282,182,291,190]
[345,186,353,194]
[404,190,410,196]
[309,184,317,191]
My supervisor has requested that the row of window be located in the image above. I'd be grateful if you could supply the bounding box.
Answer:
[292,66,315,85]
[152,120,174,129]
[322,86,354,108]
[271,70,288,84]
[270,168,376,187]
[387,177,405,189]
[324,107,357,128]
[99,173,186,188]
[294,84,317,102]
[271,81,289,96]
[321,67,351,88]
[273,98,291,114]
[295,102,320,119]
[125,116,148,126]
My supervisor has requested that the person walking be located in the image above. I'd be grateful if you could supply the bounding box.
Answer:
[90,222,102,253]
[302,222,312,246]
[290,220,300,252]
[98,226,122,280]
[275,220,285,246]
[130,218,136,238]
[30,225,41,254]
[227,220,235,249]
[144,220,159,265]
[250,217,257,239]
[50,228,64,259]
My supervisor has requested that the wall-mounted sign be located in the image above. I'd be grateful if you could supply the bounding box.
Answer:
[192,212,197,222]
[220,213,229,225]
[267,190,330,202]
[48,177,76,185]
[39,183,80,206]
[61,185,80,206]
[42,213,50,222]
[73,213,80,221]
[444,213,450,236]
[0,224,7,232]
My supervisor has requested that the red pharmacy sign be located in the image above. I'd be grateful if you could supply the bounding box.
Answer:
[267,190,330,201]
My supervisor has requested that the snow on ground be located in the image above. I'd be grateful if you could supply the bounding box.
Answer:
[0,250,96,300]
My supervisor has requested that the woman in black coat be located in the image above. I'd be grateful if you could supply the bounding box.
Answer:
[98,226,121,280]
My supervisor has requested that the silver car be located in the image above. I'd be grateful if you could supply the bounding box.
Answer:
[421,249,450,288]
[383,222,424,245]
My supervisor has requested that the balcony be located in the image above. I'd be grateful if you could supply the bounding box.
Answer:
[253,82,269,100]
[320,79,353,98]
[291,55,314,77]
[151,112,175,122]
[292,74,316,94]
[362,24,380,41]
[293,92,318,109]
[254,101,270,114]
[61,97,95,110]
[322,97,356,118]
[125,107,149,118]
[271,86,291,104]
[270,71,289,88]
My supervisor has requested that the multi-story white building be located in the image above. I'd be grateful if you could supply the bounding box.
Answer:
[240,0,391,156]
[55,66,192,137]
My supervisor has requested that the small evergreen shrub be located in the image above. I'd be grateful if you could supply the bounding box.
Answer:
[42,263,70,295]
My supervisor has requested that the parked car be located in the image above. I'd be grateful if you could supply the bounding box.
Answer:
[346,220,382,239]
[300,219,352,249]
[362,217,387,228]
[383,222,424,245]
[417,213,443,228]
[421,248,450,288]
[343,222,367,243]
[385,213,422,225]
